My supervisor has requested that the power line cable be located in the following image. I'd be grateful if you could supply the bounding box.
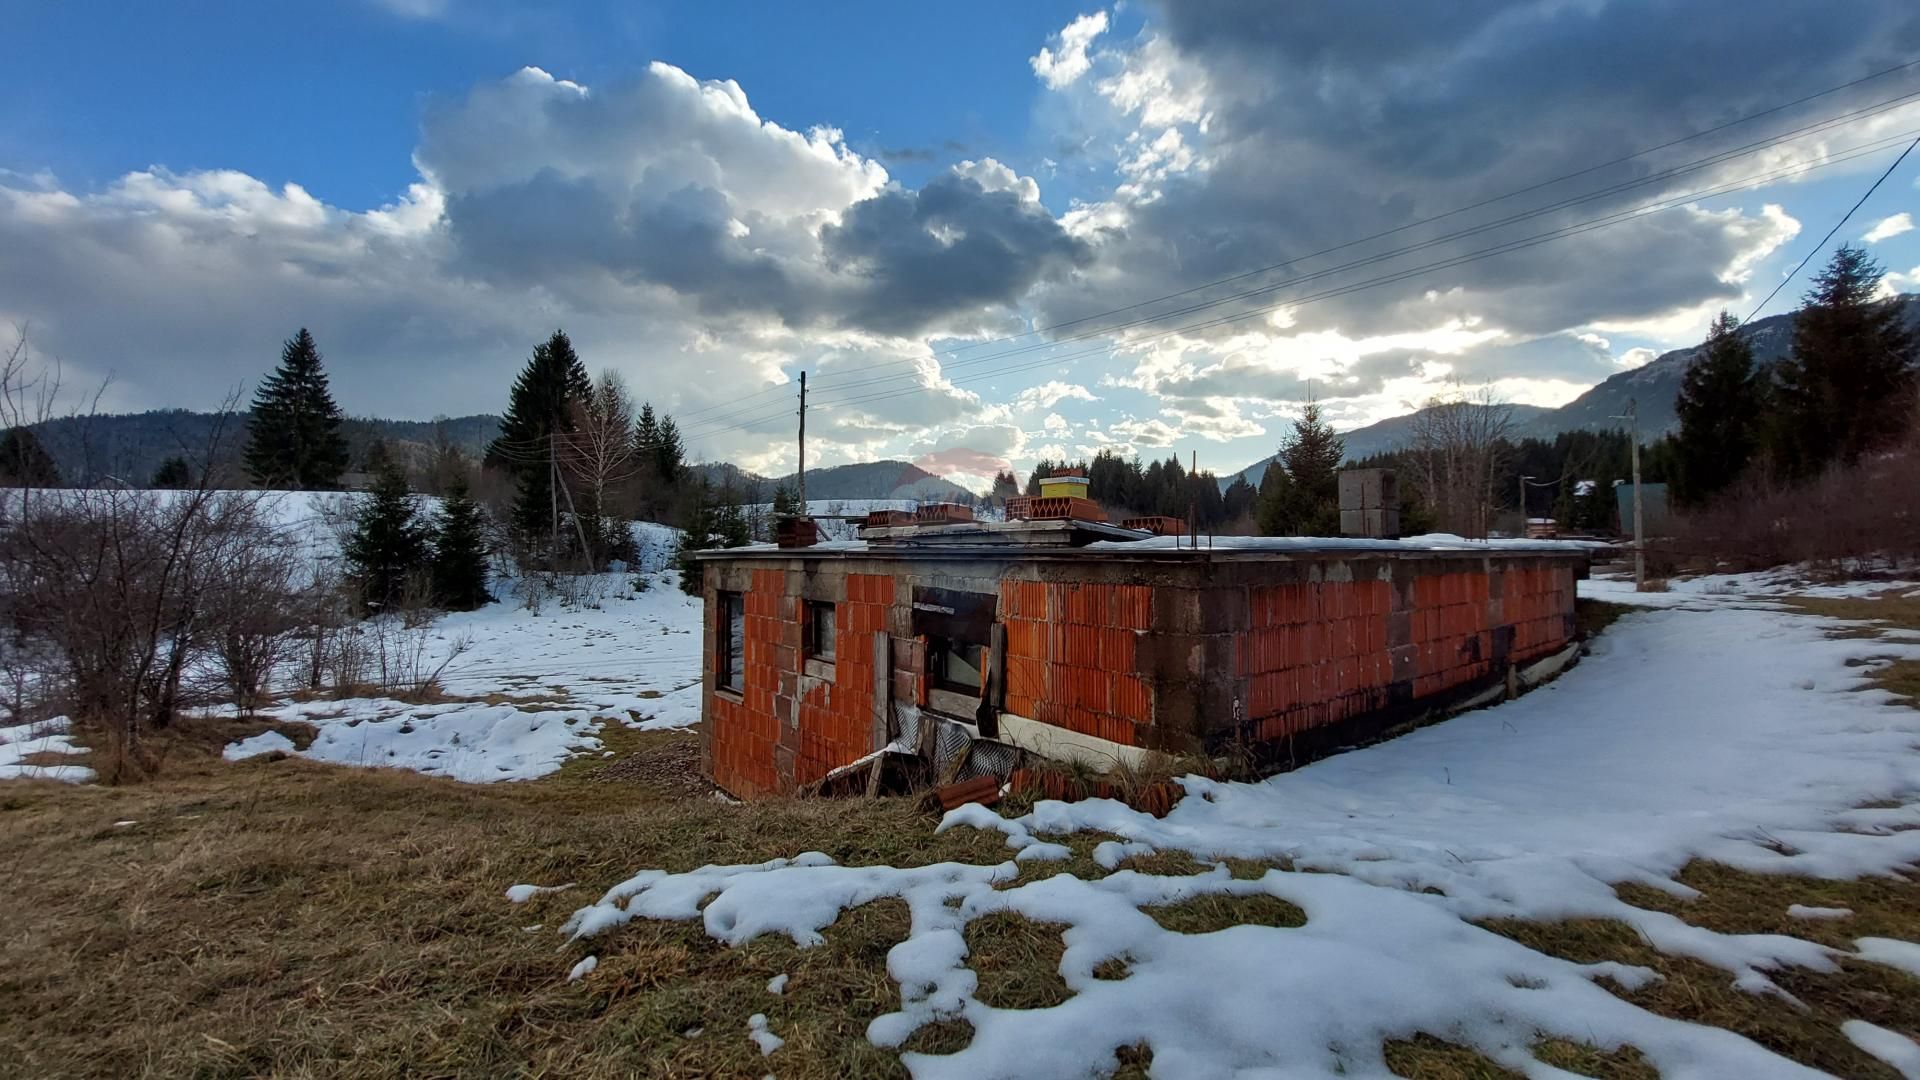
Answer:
[1741,134,1920,323]
[679,60,1920,426]
[682,86,1920,435]
[683,129,1918,438]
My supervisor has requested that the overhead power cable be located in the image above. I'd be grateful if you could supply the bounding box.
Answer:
[1740,134,1920,323]
[674,59,1920,429]
[681,124,1920,439]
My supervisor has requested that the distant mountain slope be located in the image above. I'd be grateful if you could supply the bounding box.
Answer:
[26,408,983,501]
[693,459,979,501]
[1223,404,1554,488]
[1541,297,1918,437]
[1221,292,1920,488]
[27,411,502,485]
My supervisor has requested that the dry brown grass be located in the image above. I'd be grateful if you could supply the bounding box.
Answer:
[1382,1034,1654,1079]
[1477,858,1920,1080]
[0,718,1011,1079]
[5,698,1918,1077]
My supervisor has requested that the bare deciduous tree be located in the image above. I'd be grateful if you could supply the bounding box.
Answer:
[1401,382,1516,539]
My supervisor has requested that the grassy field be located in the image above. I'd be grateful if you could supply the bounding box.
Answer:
[1,593,1917,1078]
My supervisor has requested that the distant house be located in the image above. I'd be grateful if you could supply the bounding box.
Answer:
[1613,482,1669,537]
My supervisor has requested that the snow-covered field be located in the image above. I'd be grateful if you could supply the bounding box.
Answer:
[224,566,704,781]
[545,574,1920,1077]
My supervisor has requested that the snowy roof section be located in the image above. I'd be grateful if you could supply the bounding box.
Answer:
[697,532,1611,560]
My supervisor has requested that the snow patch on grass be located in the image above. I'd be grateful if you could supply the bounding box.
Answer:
[0,716,94,783]
[1786,904,1853,920]
[1855,936,1920,978]
[1843,1019,1920,1077]
[553,597,1920,1076]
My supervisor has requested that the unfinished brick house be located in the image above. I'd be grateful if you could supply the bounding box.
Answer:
[694,510,1594,799]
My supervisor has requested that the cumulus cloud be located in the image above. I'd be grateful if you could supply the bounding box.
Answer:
[1017,0,1911,441]
[0,63,1091,473]
[1030,11,1109,90]
[1012,381,1098,410]
[1865,212,1914,243]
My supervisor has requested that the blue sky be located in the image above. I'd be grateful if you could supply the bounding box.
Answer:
[3,0,1919,485]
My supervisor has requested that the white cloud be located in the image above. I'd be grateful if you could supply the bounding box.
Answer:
[1012,380,1098,410]
[1615,347,1660,369]
[1864,212,1914,244]
[1110,415,1179,447]
[1043,412,1071,435]
[1030,11,1109,90]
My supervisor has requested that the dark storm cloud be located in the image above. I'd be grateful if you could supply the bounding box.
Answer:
[1036,0,1920,344]
[821,172,1092,336]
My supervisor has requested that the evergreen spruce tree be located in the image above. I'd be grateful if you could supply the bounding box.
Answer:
[1772,246,1919,478]
[150,455,192,489]
[487,330,591,551]
[429,478,493,612]
[0,427,62,487]
[245,328,349,490]
[655,414,686,486]
[1673,311,1763,505]
[1255,462,1296,535]
[771,483,802,519]
[1258,402,1344,534]
[344,458,430,613]
[674,478,717,596]
[990,469,1020,507]
[1222,475,1257,522]
[713,485,752,548]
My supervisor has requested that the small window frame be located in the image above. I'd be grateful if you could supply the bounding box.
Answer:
[805,599,837,661]
[716,590,745,693]
[927,634,986,695]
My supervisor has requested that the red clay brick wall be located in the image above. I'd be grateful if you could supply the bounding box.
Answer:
[1239,565,1577,743]
[1241,579,1394,740]
[708,568,906,796]
[999,580,1154,746]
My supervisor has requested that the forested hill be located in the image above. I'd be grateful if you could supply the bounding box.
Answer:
[25,411,980,500]
[1223,292,1920,488]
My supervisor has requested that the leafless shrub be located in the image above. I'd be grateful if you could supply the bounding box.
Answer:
[1656,423,1920,578]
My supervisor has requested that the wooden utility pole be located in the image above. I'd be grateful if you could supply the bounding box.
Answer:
[1628,398,1645,590]
[549,432,560,566]
[797,371,807,511]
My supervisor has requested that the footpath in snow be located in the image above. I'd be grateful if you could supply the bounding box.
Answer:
[548,576,1920,1077]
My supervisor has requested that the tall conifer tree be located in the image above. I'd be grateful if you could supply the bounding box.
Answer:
[1772,246,1918,477]
[1673,311,1762,505]
[245,328,349,490]
[487,330,591,550]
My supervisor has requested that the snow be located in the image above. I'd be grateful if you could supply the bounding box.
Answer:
[506,882,574,903]
[223,730,296,761]
[747,1013,784,1056]
[567,955,598,982]
[552,584,1920,1076]
[1844,1020,1920,1078]
[1785,904,1853,920]
[0,716,95,783]
[1855,936,1920,978]
[1088,532,1613,555]
[216,564,703,782]
[1583,565,1918,607]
